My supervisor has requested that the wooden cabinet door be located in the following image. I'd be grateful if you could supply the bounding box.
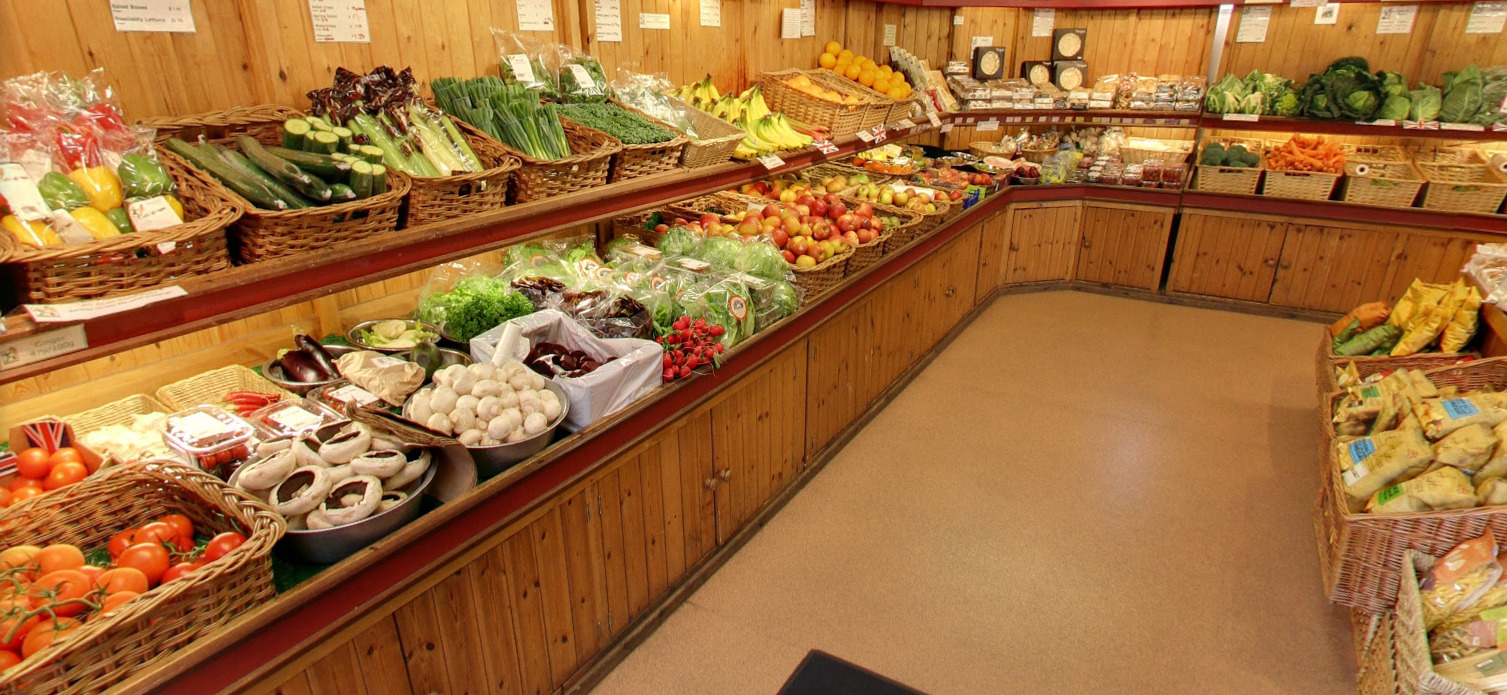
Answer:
[1383,232,1484,300]
[1076,203,1174,291]
[1268,223,1399,313]
[1000,202,1082,285]
[974,210,1011,299]
[711,342,808,545]
[1167,211,1288,302]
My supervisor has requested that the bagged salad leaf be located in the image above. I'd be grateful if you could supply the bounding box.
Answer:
[678,274,751,349]
[415,260,536,341]
[656,224,700,257]
[736,240,791,281]
[492,29,559,99]
[557,47,610,103]
[611,69,699,138]
[695,235,745,270]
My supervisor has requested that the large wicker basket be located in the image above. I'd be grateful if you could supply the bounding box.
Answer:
[405,119,521,227]
[1317,358,1507,614]
[861,199,923,255]
[759,70,866,138]
[609,207,688,246]
[63,393,172,437]
[0,153,239,304]
[585,99,689,183]
[0,463,283,695]
[797,163,893,194]
[1394,551,1488,695]
[156,364,295,411]
[1314,328,1476,397]
[1261,165,1340,201]
[807,70,894,130]
[791,250,851,300]
[834,194,897,275]
[1193,138,1264,196]
[1356,611,1400,695]
[672,98,744,169]
[1120,138,1193,165]
[1415,149,1507,216]
[495,117,620,204]
[148,105,410,264]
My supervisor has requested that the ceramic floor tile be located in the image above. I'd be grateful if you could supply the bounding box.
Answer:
[593,291,1352,695]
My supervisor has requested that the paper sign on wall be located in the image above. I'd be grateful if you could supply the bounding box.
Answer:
[110,0,196,33]
[639,12,669,29]
[883,24,897,46]
[1236,6,1271,42]
[0,324,87,371]
[516,0,554,31]
[971,35,993,49]
[1377,5,1417,34]
[1315,3,1340,24]
[1031,9,1054,38]
[595,0,622,41]
[1290,0,1321,7]
[309,1,369,43]
[954,14,964,26]
[781,9,802,39]
[1467,2,1507,33]
[700,0,721,27]
[801,0,816,36]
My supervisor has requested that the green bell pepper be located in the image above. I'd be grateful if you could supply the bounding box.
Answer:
[117,154,174,198]
[104,208,134,235]
[37,172,90,211]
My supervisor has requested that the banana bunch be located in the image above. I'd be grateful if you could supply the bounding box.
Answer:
[674,78,811,159]
[676,75,722,109]
[734,113,812,159]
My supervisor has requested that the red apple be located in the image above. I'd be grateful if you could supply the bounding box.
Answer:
[654,224,668,233]
[782,249,796,263]
[770,228,789,248]
[857,229,877,244]
[812,225,831,241]
[843,231,860,246]
[810,200,828,218]
[795,204,810,216]
[781,216,801,234]
[787,236,809,256]
[760,204,779,219]
[854,203,874,219]
[870,216,884,231]
[822,192,840,207]
[700,214,720,227]
[796,193,816,208]
[828,203,848,220]
[835,213,858,233]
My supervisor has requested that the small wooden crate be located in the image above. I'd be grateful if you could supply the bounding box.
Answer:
[405,119,521,227]
[148,105,409,264]
[0,152,239,304]
[156,364,295,411]
[587,99,689,183]
[1414,149,1507,216]
[0,463,283,695]
[494,117,621,204]
[609,207,689,246]
[1193,139,1265,196]
[759,70,865,138]
[969,141,1016,159]
[1317,358,1507,614]
[672,98,744,169]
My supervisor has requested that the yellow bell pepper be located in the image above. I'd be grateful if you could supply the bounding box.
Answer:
[69,207,121,240]
[2,215,62,247]
[163,194,184,221]
[66,166,123,212]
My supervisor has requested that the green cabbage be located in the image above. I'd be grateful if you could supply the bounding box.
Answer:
[736,241,790,281]
[1409,85,1442,121]
[695,237,744,269]
[1378,72,1408,98]
[1272,91,1300,116]
[1238,92,1265,115]
[1377,94,1411,121]
[657,225,699,257]
[1441,64,1484,123]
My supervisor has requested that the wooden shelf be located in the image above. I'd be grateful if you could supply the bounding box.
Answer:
[875,0,1482,7]
[1180,190,1507,235]
[1200,114,1507,142]
[955,109,1200,128]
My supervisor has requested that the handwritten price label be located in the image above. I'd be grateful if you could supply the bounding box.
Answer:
[927,111,942,127]
[895,118,917,130]
[1221,113,1260,122]
[757,153,786,169]
[855,130,874,143]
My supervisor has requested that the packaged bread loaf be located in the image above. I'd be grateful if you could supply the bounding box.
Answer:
[335,351,425,407]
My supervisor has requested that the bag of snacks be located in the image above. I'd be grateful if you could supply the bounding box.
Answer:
[1340,427,1434,512]
[1366,466,1476,514]
[1434,423,1501,474]
[1420,530,1502,631]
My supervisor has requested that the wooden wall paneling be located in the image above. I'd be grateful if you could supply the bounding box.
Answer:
[272,672,314,695]
[1383,230,1486,299]
[346,616,417,695]
[708,340,808,542]
[390,593,455,694]
[1419,4,1507,84]
[431,567,507,695]
[464,545,527,695]
[595,464,632,642]
[503,530,555,695]
[559,485,609,662]
[301,642,366,695]
[1267,223,1398,312]
[1076,203,1174,291]
[938,225,983,332]
[1011,8,1212,80]
[1000,202,1082,285]
[974,211,1010,299]
[1217,4,1468,84]
[613,452,652,620]
[1167,211,1288,302]
[635,444,671,603]
[804,294,874,458]
[529,509,581,689]
[949,8,1018,63]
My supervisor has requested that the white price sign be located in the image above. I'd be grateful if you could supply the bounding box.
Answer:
[895,118,917,129]
[757,153,786,169]
[927,111,942,127]
[976,120,999,132]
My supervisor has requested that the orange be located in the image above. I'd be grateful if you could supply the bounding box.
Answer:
[838,49,853,60]
[873,77,890,93]
[825,41,841,54]
[843,64,861,80]
[887,86,907,99]
[858,71,876,87]
[880,65,893,76]
[819,53,837,69]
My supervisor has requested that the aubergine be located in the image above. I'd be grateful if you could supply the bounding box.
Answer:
[279,350,331,382]
[294,335,342,377]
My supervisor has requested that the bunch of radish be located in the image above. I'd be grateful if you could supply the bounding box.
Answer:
[658,317,725,382]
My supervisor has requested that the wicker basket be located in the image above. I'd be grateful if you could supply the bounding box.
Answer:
[1394,551,1488,695]
[791,250,851,300]
[1193,139,1264,196]
[1261,166,1341,201]
[156,364,295,411]
[147,105,410,264]
[0,153,239,304]
[1342,160,1425,209]
[609,207,689,245]
[1414,149,1507,216]
[759,70,866,138]
[835,194,897,275]
[1121,138,1193,165]
[1020,145,1058,164]
[405,119,521,227]
[583,99,688,183]
[63,393,172,436]
[1317,358,1507,614]
[797,163,893,195]
[673,98,744,169]
[807,70,894,130]
[1314,329,1476,397]
[969,141,1017,159]
[0,463,283,695]
[495,117,620,204]
[1356,611,1400,695]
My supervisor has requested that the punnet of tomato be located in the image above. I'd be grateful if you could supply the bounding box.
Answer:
[0,462,283,694]
[1,419,106,510]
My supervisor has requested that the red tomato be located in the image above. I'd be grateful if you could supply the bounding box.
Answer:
[0,612,39,652]
[33,544,83,576]
[116,544,170,586]
[161,562,202,583]
[42,462,87,491]
[7,477,41,493]
[0,489,13,509]
[0,547,39,580]
[28,570,91,617]
[157,514,195,544]
[202,532,248,563]
[21,617,78,658]
[95,567,149,595]
[75,565,104,585]
[12,449,49,480]
[133,521,188,552]
[0,650,19,671]
[8,487,42,505]
[46,448,81,468]
[99,591,138,616]
[107,530,136,559]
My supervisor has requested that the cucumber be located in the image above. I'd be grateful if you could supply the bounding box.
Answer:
[282,119,311,150]
[217,148,313,209]
[331,152,358,164]
[304,130,339,155]
[329,183,357,203]
[237,135,333,203]
[370,164,388,195]
[358,145,385,165]
[266,145,352,181]
[332,126,353,152]
[163,138,289,211]
[349,160,374,198]
[306,115,334,132]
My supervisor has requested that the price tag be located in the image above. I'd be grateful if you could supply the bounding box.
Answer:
[49,212,95,244]
[177,411,231,439]
[757,153,786,169]
[1362,119,1397,127]
[127,196,184,232]
[895,118,916,130]
[505,54,535,83]
[23,285,187,323]
[1442,122,1487,132]
[940,123,954,133]
[269,406,323,432]
[371,355,406,368]
[0,164,49,221]
[870,125,888,143]
[0,324,87,370]
[977,119,1000,132]
[855,130,874,142]
[813,138,839,155]
[1221,113,1260,122]
[328,384,381,408]
[927,111,942,127]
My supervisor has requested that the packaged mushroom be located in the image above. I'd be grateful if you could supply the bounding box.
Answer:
[402,361,565,447]
[232,421,435,531]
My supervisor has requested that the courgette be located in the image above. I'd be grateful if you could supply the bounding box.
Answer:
[304,130,339,155]
[370,164,388,195]
[237,136,333,203]
[329,183,357,203]
[357,145,385,165]
[216,147,313,209]
[266,146,353,181]
[163,138,289,211]
[306,115,334,132]
[282,119,312,150]
[332,126,353,152]
[349,160,374,198]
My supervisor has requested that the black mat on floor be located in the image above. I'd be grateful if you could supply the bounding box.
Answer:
[778,650,929,695]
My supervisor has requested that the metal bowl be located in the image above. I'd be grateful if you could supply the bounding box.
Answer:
[346,319,442,354]
[404,379,569,480]
[261,344,359,396]
[275,455,437,565]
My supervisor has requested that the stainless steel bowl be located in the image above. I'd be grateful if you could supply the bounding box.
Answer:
[261,344,359,396]
[276,457,437,565]
[346,319,442,354]
[404,379,569,480]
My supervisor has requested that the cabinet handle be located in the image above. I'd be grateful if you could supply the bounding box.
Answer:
[945,288,956,297]
[704,478,717,491]
[1264,258,1277,267]
[718,468,731,481]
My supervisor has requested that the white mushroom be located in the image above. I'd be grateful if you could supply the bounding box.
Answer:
[292,436,327,468]
[468,363,495,380]
[528,372,546,390]
[320,475,383,526]
[455,394,480,413]
[477,396,502,421]
[318,425,371,465]
[425,412,454,435]
[351,449,407,477]
[429,386,459,415]
[497,390,519,409]
[450,407,477,434]
[305,508,334,530]
[542,397,562,421]
[472,380,501,399]
[524,411,548,435]
[256,435,295,457]
[324,464,357,485]
[458,430,484,446]
[487,415,513,440]
[506,426,528,443]
[452,370,478,396]
[379,491,409,512]
[384,450,432,490]
[237,448,297,491]
[479,436,499,447]
[271,466,333,516]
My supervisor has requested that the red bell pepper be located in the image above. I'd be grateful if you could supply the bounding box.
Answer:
[53,124,101,170]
